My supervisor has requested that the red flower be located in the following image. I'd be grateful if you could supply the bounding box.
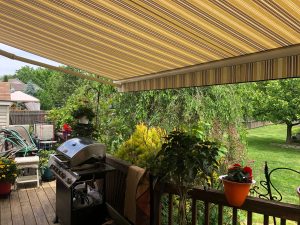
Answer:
[63,123,72,132]
[228,163,242,171]
[243,166,252,178]
[233,163,241,167]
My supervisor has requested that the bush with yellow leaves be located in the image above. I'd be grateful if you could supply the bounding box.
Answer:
[115,123,166,168]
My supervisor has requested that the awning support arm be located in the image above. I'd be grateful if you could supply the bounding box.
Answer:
[0,49,119,87]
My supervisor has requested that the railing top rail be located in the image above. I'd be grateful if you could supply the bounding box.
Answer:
[106,154,131,174]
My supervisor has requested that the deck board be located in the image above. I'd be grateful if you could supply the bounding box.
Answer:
[0,181,60,225]
[41,183,56,211]
[0,194,12,225]
[10,191,24,225]
[26,187,50,225]
[18,187,37,225]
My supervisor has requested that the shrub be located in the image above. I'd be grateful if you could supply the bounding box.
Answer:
[115,123,165,168]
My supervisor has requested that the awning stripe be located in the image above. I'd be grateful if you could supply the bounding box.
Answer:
[0,28,131,79]
[119,54,300,92]
[0,4,158,74]
[4,0,193,68]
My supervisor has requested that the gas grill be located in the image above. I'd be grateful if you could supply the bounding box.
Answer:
[49,137,115,225]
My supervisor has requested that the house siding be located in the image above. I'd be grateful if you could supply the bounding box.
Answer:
[0,105,9,128]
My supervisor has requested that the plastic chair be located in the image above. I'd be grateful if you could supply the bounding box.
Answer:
[0,126,37,156]
[33,123,57,150]
[0,126,39,188]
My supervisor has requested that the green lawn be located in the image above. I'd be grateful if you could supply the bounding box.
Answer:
[247,124,300,204]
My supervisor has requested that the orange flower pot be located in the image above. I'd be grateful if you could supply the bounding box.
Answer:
[220,176,254,207]
[0,182,12,196]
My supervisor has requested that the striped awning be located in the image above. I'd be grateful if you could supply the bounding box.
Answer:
[1,1,300,92]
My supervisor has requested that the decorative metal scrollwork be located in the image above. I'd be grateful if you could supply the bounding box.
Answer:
[250,162,300,225]
[250,162,300,202]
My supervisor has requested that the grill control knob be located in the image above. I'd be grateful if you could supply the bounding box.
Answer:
[66,178,72,184]
[61,173,66,179]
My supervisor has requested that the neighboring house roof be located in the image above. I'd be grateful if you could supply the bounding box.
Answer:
[8,78,26,91]
[0,82,11,101]
[11,91,39,102]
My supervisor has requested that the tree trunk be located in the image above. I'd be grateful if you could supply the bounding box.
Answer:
[286,123,293,144]
[178,195,187,225]
[178,187,187,225]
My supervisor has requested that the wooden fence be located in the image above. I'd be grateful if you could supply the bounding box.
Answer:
[9,110,48,125]
[243,121,272,129]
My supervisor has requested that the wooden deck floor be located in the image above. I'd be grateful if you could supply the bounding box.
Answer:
[0,181,60,225]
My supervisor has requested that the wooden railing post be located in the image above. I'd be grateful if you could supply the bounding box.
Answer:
[232,208,238,225]
[204,201,210,225]
[218,204,223,225]
[168,194,173,225]
[150,175,162,225]
[151,181,162,225]
[280,218,286,225]
[191,198,197,225]
[263,215,269,225]
[247,211,252,225]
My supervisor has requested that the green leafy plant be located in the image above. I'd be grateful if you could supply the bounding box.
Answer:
[38,150,56,170]
[115,123,165,168]
[72,123,96,138]
[0,157,18,183]
[151,130,223,225]
[72,105,95,120]
[224,163,253,183]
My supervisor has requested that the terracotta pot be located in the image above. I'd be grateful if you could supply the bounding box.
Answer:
[220,176,255,207]
[0,182,12,196]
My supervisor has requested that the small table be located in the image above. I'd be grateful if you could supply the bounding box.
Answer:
[38,140,57,150]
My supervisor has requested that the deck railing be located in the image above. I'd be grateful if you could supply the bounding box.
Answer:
[154,183,300,225]
[105,156,300,225]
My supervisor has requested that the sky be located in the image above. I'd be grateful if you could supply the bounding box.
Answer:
[0,43,61,77]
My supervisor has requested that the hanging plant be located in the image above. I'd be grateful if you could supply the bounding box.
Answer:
[71,105,95,121]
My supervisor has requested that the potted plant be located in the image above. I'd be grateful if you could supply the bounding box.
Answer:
[150,130,222,225]
[38,150,56,181]
[220,163,255,207]
[72,105,95,124]
[0,157,18,196]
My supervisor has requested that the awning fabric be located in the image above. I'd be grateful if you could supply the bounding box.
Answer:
[120,53,300,91]
[1,1,300,92]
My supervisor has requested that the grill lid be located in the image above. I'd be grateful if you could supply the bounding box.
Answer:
[57,137,106,167]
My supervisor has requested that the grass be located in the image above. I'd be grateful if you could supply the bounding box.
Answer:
[244,125,300,225]
[246,124,300,204]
